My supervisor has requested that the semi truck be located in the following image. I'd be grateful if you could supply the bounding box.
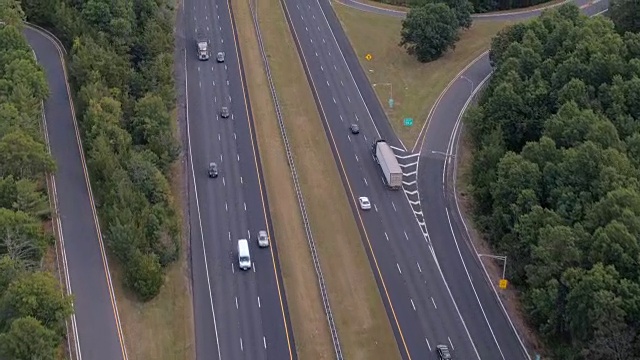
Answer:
[196,30,210,60]
[372,139,402,189]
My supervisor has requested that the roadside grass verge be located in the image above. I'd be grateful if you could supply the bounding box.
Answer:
[233,0,401,358]
[232,0,334,358]
[334,2,513,146]
[109,112,194,360]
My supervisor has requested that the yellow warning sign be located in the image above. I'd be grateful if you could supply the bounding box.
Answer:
[365,53,373,61]
[499,279,508,289]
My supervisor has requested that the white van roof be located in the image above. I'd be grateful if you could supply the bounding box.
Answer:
[238,239,249,251]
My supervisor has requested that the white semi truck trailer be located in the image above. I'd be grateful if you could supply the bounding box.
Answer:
[372,139,402,189]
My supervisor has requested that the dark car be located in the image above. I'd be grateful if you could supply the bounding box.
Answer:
[350,123,359,134]
[208,162,218,178]
[436,344,451,359]
[216,51,225,62]
[220,106,230,118]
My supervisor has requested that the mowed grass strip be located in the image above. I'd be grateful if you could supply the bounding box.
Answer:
[334,2,512,146]
[234,0,401,358]
[231,0,334,358]
[111,149,195,360]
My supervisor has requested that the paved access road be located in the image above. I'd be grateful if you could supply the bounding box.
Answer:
[23,25,127,360]
[275,0,609,358]
[177,0,296,358]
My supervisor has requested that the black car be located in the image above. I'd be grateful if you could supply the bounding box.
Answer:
[436,344,451,359]
[350,123,359,134]
[208,162,218,178]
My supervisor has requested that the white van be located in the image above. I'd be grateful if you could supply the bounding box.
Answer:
[237,239,251,270]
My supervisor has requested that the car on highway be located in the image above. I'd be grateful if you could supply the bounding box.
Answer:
[238,239,251,270]
[358,196,371,210]
[257,230,269,248]
[220,106,230,118]
[216,51,225,62]
[350,123,359,134]
[208,162,218,178]
[436,344,451,359]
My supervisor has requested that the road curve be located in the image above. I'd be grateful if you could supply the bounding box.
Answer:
[415,0,610,358]
[333,0,593,20]
[23,25,127,360]
[275,0,609,358]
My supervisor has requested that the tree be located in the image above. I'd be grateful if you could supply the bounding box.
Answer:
[610,0,640,35]
[125,251,163,301]
[0,130,56,179]
[0,271,72,333]
[399,3,460,62]
[0,316,58,360]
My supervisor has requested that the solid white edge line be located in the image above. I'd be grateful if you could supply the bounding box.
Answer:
[184,49,223,359]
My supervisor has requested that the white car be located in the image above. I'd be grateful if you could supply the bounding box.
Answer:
[257,230,269,248]
[358,196,371,210]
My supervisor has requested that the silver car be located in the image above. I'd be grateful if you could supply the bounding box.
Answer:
[257,230,269,248]
[220,106,230,118]
[216,51,225,62]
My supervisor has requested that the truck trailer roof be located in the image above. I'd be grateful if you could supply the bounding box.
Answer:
[377,141,402,174]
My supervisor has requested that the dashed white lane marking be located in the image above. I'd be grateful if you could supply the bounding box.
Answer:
[397,263,402,274]
[448,337,454,350]
[240,176,243,184]
[244,202,247,211]
[392,202,397,211]
[225,202,228,211]
[425,338,431,351]
[410,298,416,311]
[431,297,437,309]
[263,336,267,349]
[417,262,422,273]
[404,231,408,240]
[240,338,243,351]
[384,232,389,241]
[235,297,238,309]
[363,178,368,186]
[257,296,261,308]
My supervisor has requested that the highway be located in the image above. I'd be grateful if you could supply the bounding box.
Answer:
[275,0,609,359]
[178,0,296,358]
[23,25,127,360]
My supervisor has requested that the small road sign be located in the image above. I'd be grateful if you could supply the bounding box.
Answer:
[403,118,413,127]
[365,53,373,61]
[389,98,394,108]
[499,279,508,289]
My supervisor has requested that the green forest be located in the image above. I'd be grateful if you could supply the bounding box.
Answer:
[0,2,72,359]
[20,0,180,301]
[466,4,640,358]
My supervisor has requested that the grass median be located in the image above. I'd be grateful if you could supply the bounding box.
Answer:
[334,2,513,147]
[232,0,401,358]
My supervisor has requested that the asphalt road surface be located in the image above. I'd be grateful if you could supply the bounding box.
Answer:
[275,0,609,358]
[23,25,127,360]
[177,0,296,358]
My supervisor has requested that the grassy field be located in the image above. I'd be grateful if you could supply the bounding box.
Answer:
[111,123,194,359]
[334,3,513,147]
[232,0,401,358]
[355,0,568,14]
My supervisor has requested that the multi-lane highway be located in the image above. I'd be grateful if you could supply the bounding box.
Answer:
[274,0,609,358]
[23,25,127,360]
[178,0,296,358]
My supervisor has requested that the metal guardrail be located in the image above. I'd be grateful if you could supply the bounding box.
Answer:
[246,2,344,359]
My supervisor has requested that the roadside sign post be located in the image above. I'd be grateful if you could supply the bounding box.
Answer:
[389,98,394,108]
[403,118,413,127]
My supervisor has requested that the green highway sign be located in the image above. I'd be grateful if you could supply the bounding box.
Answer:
[404,118,413,127]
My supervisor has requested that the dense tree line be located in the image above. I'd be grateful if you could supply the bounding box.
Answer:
[400,0,473,62]
[376,0,551,13]
[0,2,73,359]
[466,5,640,358]
[20,0,181,300]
